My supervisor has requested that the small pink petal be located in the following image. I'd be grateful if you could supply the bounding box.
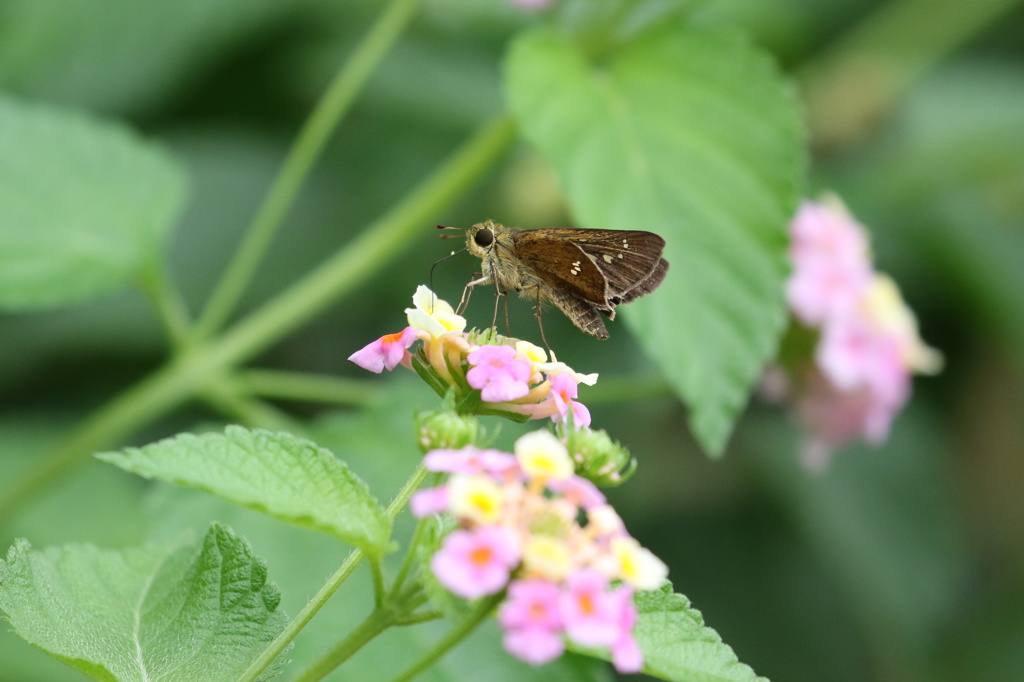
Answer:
[502,626,565,666]
[560,570,620,647]
[431,526,520,599]
[467,345,532,403]
[547,476,605,509]
[611,632,644,673]
[348,327,417,373]
[410,486,448,517]
[499,579,563,631]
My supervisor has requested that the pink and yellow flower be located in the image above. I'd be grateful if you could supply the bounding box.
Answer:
[349,286,596,427]
[770,195,942,470]
[414,429,668,673]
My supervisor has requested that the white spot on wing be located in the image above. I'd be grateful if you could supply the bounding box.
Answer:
[603,254,614,263]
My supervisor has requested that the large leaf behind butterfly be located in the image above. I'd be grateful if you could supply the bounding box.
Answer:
[506,25,805,455]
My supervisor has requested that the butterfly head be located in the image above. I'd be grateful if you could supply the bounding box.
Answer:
[466,220,506,259]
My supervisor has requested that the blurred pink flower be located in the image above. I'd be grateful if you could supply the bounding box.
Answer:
[559,570,623,647]
[409,486,448,518]
[499,579,565,665]
[423,446,519,477]
[786,199,872,325]
[431,526,521,599]
[417,430,667,671]
[771,196,942,471]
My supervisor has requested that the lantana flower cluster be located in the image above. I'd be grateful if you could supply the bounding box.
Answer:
[349,286,595,427]
[771,196,942,470]
[411,430,668,672]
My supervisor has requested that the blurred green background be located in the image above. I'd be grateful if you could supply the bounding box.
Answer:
[1,1,1023,681]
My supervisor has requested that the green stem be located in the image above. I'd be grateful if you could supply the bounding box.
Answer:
[192,0,423,341]
[236,463,429,682]
[0,116,516,521]
[290,589,430,682]
[288,603,398,682]
[389,517,429,597]
[138,259,191,348]
[200,376,304,432]
[237,369,382,406]
[240,548,365,682]
[386,593,503,682]
[385,464,429,519]
[393,609,443,627]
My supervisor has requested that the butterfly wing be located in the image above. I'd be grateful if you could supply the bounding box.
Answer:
[569,230,669,303]
[512,229,610,306]
[511,229,612,338]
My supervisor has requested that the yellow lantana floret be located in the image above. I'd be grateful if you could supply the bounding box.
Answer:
[515,430,573,481]
[522,534,573,581]
[405,285,466,338]
[447,474,505,525]
[612,536,669,590]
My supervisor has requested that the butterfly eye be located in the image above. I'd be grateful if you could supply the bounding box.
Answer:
[474,228,494,247]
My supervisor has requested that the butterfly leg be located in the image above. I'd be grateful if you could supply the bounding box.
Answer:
[457,272,488,315]
[534,292,553,353]
[490,277,507,333]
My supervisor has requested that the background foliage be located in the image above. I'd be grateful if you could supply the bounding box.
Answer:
[1,0,1023,680]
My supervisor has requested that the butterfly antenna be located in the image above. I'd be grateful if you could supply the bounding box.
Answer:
[429,245,468,312]
[436,224,462,239]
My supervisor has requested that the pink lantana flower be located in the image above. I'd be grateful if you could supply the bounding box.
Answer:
[769,195,942,471]
[350,286,599,426]
[546,475,605,510]
[498,579,565,665]
[467,345,532,402]
[559,570,624,647]
[431,526,521,599]
[786,197,872,324]
[415,431,668,671]
[347,326,417,373]
[409,486,448,518]
[423,446,519,477]
[609,594,643,674]
[548,371,592,428]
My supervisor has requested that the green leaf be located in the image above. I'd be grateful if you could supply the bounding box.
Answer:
[633,585,766,681]
[0,94,187,310]
[97,426,393,556]
[0,523,288,682]
[568,584,765,681]
[505,25,805,454]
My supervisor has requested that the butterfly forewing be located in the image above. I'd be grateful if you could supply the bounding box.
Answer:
[512,230,609,305]
[568,230,668,300]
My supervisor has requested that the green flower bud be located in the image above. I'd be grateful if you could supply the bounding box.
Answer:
[415,407,480,453]
[565,428,636,486]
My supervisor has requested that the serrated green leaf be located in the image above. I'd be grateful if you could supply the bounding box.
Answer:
[634,585,766,681]
[0,524,288,682]
[505,25,805,454]
[0,94,187,310]
[97,426,393,555]
[568,584,766,681]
